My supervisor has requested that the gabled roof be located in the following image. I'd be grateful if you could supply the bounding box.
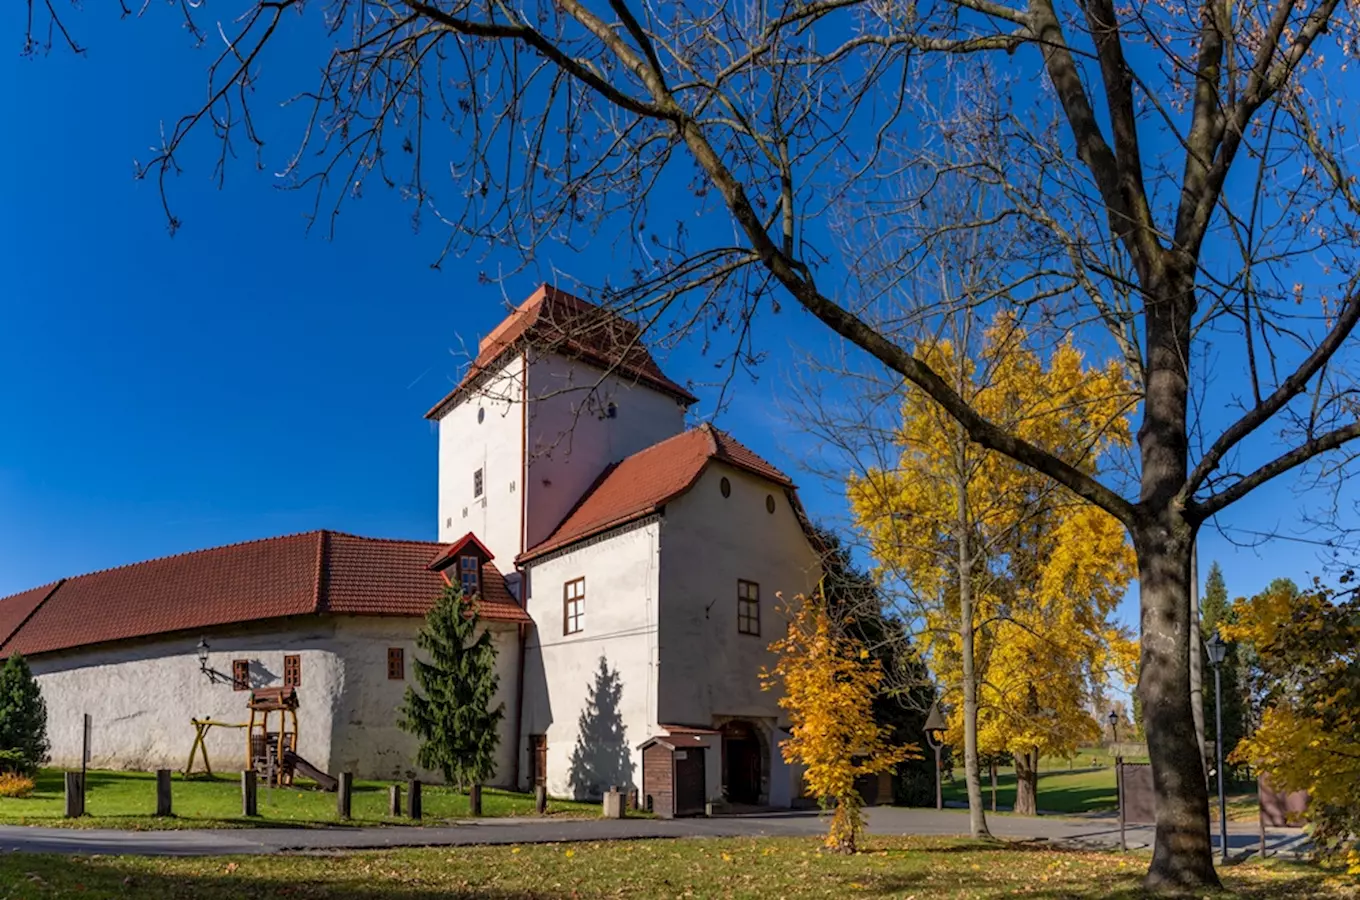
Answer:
[427,532,495,572]
[518,424,793,563]
[0,530,529,658]
[425,284,698,419]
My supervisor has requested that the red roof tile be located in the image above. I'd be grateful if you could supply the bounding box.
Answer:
[518,425,793,562]
[0,581,62,652]
[425,284,698,419]
[0,531,529,658]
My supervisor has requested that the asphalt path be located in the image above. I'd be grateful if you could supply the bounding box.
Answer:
[0,807,1309,859]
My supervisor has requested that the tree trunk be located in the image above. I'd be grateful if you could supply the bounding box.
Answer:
[1137,271,1219,892]
[1014,749,1038,816]
[957,497,991,840]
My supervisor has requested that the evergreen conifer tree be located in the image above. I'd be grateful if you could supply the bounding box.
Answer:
[0,654,49,776]
[1200,562,1248,769]
[399,583,503,788]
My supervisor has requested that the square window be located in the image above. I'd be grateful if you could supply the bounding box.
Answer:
[460,555,481,597]
[232,659,250,691]
[473,468,484,498]
[283,654,301,687]
[387,648,405,681]
[564,578,585,635]
[738,580,760,636]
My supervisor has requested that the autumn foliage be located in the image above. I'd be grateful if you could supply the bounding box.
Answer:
[764,593,915,853]
[1223,579,1360,872]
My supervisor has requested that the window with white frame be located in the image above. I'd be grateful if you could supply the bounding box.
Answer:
[564,577,585,635]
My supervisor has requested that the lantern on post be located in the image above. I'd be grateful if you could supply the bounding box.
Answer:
[923,703,947,811]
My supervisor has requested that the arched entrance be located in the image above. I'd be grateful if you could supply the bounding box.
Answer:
[721,720,766,806]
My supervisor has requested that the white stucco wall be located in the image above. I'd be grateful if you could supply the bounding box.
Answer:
[327,616,521,785]
[656,463,822,806]
[518,521,660,800]
[523,354,686,551]
[30,618,342,776]
[436,353,526,564]
[30,615,523,784]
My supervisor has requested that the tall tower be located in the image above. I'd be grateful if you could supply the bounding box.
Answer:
[425,285,697,564]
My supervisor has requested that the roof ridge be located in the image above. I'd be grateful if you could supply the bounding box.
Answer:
[321,530,448,548]
[42,530,328,584]
[0,579,63,607]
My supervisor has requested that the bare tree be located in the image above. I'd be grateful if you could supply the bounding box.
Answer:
[26,0,1360,889]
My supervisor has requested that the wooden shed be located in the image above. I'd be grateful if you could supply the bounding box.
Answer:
[640,736,708,818]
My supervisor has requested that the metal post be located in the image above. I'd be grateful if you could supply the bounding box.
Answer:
[1215,665,1228,863]
[81,714,90,806]
[934,745,943,810]
[1116,758,1126,851]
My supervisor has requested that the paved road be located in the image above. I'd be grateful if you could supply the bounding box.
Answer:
[0,807,1309,858]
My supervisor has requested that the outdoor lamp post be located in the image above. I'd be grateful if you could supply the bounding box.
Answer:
[1108,709,1119,746]
[195,637,233,685]
[1205,630,1230,864]
[923,703,947,811]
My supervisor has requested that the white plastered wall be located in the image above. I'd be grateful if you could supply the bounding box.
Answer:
[518,521,660,800]
[656,463,822,807]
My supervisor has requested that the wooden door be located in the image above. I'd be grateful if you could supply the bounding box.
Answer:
[529,735,547,788]
[674,748,707,817]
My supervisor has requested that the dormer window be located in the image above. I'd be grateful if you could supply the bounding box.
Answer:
[460,555,480,597]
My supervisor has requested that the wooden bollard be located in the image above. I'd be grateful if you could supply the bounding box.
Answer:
[535,784,547,815]
[337,772,353,819]
[469,784,482,817]
[408,779,422,821]
[156,769,173,817]
[63,772,84,818]
[388,784,402,817]
[241,770,258,817]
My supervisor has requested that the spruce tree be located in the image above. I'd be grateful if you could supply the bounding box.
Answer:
[1200,562,1247,769]
[0,654,49,776]
[399,583,503,788]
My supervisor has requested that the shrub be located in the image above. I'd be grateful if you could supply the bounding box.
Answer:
[0,772,35,798]
[0,655,49,776]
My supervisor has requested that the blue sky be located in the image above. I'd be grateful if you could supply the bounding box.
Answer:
[0,5,1348,631]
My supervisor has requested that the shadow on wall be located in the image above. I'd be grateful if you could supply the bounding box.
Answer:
[567,656,635,801]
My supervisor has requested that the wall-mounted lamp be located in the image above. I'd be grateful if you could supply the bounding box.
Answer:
[195,637,234,686]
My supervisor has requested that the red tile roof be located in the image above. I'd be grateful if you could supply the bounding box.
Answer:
[425,284,698,419]
[518,424,793,562]
[0,531,529,658]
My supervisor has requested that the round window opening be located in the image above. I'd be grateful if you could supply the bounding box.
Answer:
[765,494,776,514]
[720,476,731,498]
[477,407,486,424]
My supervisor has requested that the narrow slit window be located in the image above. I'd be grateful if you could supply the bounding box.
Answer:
[473,468,484,498]
[738,580,761,636]
[564,578,585,635]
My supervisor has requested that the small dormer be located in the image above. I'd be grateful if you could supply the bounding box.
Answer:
[428,532,495,598]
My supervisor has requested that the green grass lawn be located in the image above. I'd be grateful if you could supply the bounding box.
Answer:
[944,749,1259,817]
[0,769,598,828]
[0,836,1352,899]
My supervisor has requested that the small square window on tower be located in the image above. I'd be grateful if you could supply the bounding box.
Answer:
[232,659,250,691]
[283,654,301,687]
[387,648,405,681]
[473,468,484,498]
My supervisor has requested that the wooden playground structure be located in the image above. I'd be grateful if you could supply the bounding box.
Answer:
[184,686,337,791]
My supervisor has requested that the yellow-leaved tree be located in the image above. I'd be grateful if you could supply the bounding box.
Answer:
[1223,578,1360,872]
[764,592,914,853]
[850,313,1137,823]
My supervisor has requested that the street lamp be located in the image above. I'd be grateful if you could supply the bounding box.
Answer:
[923,703,947,811]
[1205,630,1229,864]
[1108,709,1119,746]
[195,637,233,686]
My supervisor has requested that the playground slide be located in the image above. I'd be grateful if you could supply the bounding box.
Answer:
[283,750,339,792]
